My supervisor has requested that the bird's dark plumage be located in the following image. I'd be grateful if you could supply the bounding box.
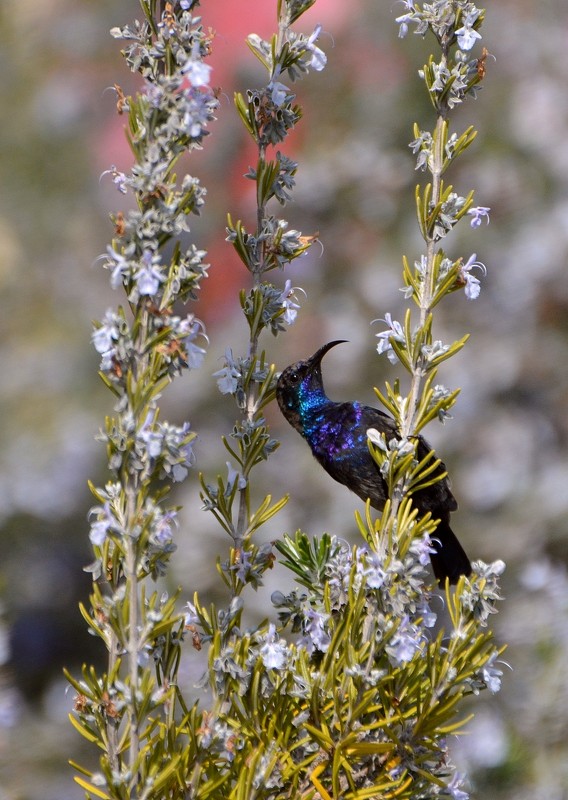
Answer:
[276,341,471,584]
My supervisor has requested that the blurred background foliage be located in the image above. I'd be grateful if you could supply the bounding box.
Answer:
[0,0,567,798]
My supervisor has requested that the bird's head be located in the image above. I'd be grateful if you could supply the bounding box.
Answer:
[276,340,347,431]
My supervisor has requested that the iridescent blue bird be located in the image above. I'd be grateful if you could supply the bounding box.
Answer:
[276,340,471,584]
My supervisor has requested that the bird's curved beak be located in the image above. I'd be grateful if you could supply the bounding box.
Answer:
[307,339,348,367]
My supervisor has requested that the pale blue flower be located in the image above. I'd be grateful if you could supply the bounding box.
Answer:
[185,600,199,626]
[375,312,405,364]
[105,244,133,289]
[182,58,212,88]
[268,80,290,107]
[259,624,288,670]
[387,615,425,664]
[410,533,437,567]
[213,348,240,394]
[100,165,128,194]
[416,600,437,628]
[233,549,253,583]
[305,25,327,71]
[303,609,331,652]
[395,0,415,36]
[175,316,207,368]
[138,414,163,458]
[183,87,217,138]
[421,339,450,362]
[458,253,486,300]
[153,510,178,545]
[92,310,119,355]
[226,461,247,491]
[455,16,482,51]
[363,550,386,589]
[88,501,115,546]
[396,13,413,38]
[447,772,469,800]
[367,428,386,450]
[135,250,164,296]
[481,651,504,694]
[468,206,490,228]
[279,280,305,325]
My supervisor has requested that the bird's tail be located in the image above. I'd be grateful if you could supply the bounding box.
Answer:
[430,518,472,585]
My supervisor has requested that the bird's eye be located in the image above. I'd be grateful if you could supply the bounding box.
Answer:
[289,371,300,384]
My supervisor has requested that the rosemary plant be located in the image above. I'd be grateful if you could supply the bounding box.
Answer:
[68,3,505,799]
